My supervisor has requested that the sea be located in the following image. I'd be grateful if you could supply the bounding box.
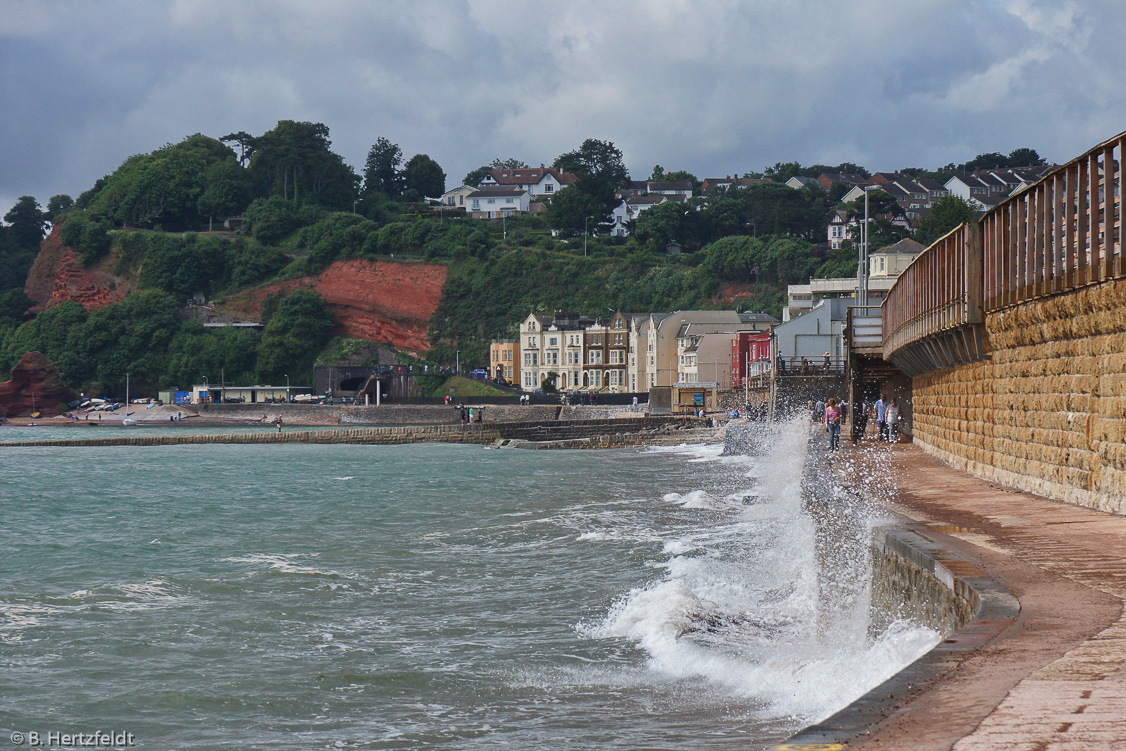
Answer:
[0,419,939,750]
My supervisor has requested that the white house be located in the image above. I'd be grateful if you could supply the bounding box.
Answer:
[478,166,576,198]
[610,194,685,237]
[466,187,531,218]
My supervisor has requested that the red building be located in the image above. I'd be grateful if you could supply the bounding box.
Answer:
[731,332,772,388]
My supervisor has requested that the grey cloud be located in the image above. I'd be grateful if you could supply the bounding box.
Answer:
[3,0,1126,215]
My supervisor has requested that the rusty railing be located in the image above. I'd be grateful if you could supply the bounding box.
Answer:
[982,132,1123,310]
[882,129,1125,375]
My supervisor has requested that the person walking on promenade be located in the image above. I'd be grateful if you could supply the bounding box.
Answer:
[853,399,870,443]
[825,397,842,451]
[875,393,889,442]
[887,398,901,442]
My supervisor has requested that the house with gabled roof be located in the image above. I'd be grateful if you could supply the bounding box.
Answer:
[610,193,686,237]
[478,166,577,198]
[785,176,819,190]
[817,172,868,191]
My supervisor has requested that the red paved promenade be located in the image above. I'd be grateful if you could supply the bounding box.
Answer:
[817,440,1126,750]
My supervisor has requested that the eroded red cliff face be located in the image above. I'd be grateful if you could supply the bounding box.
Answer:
[24,226,131,313]
[223,259,447,353]
[26,226,447,354]
[0,351,78,417]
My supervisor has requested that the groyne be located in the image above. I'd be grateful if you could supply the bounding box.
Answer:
[0,416,705,449]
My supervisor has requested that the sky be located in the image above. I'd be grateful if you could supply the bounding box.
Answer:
[3,0,1125,216]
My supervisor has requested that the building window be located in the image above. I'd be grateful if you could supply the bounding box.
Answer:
[487,198,496,204]
[471,200,480,210]
[589,351,602,364]
[544,183,554,193]
[549,337,558,346]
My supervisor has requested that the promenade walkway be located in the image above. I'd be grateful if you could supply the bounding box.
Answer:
[831,439,1126,750]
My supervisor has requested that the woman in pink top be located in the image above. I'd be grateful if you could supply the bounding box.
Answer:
[825,397,842,451]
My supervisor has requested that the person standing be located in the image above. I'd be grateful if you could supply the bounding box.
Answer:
[825,397,842,451]
[887,398,901,442]
[875,393,889,442]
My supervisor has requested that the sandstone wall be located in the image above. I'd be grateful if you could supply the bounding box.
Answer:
[912,278,1126,514]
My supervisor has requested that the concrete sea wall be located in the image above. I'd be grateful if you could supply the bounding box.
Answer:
[0,417,703,449]
[911,277,1126,514]
[783,524,1018,749]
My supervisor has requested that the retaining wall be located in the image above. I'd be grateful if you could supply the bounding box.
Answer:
[911,277,1126,514]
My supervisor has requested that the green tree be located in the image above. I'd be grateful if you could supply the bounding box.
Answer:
[463,158,528,188]
[632,200,698,249]
[255,289,335,383]
[544,175,611,237]
[83,134,241,229]
[197,159,252,231]
[220,131,256,166]
[362,137,404,199]
[553,139,629,187]
[914,195,978,246]
[248,121,358,209]
[163,321,259,389]
[403,154,446,199]
[46,194,75,220]
[1007,147,1045,167]
[4,196,49,250]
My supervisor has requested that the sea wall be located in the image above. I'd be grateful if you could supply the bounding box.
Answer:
[782,524,1018,749]
[911,277,1126,514]
[869,527,976,636]
[0,416,703,449]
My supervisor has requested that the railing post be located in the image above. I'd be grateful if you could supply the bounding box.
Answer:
[965,223,983,325]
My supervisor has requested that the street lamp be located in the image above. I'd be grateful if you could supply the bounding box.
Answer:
[285,373,290,403]
[859,186,876,306]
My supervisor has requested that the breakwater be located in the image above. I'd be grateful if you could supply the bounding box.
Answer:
[0,416,703,449]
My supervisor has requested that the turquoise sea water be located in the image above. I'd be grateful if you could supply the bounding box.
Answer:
[0,422,938,749]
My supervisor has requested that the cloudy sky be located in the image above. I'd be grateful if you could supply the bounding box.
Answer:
[2,0,1125,215]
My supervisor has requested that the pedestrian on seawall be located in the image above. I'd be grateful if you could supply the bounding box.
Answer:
[825,397,842,451]
[875,393,889,442]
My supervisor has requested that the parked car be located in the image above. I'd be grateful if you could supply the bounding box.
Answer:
[468,368,488,379]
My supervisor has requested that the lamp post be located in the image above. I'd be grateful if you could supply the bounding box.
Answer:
[859,186,872,306]
[584,216,592,256]
[285,373,290,403]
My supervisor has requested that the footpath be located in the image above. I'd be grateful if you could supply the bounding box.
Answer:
[806,439,1126,750]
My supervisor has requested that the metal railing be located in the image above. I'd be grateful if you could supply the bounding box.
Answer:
[881,129,1126,374]
[982,132,1123,310]
[883,223,983,369]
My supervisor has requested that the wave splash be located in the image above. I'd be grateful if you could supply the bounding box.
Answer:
[580,417,940,726]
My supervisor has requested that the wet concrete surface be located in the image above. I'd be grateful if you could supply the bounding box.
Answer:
[792,438,1126,750]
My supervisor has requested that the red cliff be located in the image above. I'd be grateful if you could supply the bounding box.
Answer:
[0,352,79,417]
[222,259,447,354]
[24,226,131,313]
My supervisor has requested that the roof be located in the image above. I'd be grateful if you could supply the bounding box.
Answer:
[873,238,925,255]
[468,186,528,198]
[485,167,577,186]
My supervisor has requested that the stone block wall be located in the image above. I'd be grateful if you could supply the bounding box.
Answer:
[912,278,1126,514]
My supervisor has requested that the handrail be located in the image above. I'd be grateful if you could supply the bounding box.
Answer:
[882,129,1125,370]
[982,132,1123,310]
[883,223,982,363]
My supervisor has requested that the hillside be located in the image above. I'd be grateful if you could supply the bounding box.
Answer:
[24,226,136,312]
[219,259,446,353]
